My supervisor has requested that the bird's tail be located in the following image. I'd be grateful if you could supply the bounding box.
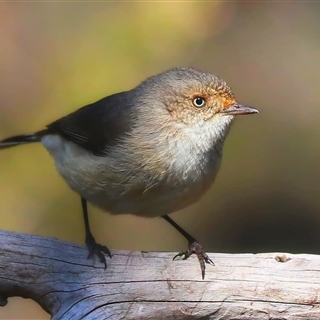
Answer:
[0,130,46,150]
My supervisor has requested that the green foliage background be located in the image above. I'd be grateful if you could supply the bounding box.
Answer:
[1,2,320,318]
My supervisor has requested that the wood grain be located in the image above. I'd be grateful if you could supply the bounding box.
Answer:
[0,230,319,319]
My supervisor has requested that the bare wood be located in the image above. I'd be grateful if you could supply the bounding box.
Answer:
[0,230,319,319]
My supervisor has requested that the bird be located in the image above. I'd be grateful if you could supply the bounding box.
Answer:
[0,67,258,279]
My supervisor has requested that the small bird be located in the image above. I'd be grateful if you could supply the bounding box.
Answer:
[0,67,258,279]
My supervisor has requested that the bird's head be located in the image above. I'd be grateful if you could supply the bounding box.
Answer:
[135,67,258,146]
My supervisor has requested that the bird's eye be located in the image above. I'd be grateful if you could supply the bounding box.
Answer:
[193,96,206,108]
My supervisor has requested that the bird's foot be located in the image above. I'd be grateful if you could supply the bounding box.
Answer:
[173,241,215,279]
[86,233,111,269]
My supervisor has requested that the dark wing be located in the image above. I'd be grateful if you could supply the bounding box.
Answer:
[46,91,133,156]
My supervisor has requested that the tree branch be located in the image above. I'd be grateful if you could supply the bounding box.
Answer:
[0,229,319,319]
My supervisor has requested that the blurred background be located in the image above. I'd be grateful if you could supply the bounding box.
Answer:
[1,2,320,318]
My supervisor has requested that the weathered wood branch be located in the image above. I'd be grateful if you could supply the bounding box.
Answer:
[0,230,320,319]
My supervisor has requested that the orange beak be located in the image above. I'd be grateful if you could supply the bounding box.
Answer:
[222,103,259,116]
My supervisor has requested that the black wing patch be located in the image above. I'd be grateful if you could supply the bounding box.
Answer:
[46,91,133,156]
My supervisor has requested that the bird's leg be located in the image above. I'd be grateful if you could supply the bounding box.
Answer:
[81,197,111,268]
[162,214,214,279]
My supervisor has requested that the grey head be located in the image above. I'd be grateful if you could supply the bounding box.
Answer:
[129,67,258,151]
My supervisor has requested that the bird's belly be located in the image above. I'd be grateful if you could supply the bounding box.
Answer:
[62,168,216,217]
[42,135,220,217]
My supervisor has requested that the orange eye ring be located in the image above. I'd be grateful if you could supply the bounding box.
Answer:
[193,96,206,108]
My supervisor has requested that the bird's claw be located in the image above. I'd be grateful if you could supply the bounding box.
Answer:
[173,241,215,279]
[86,233,111,269]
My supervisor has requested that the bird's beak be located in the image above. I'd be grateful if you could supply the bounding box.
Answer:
[222,103,259,116]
